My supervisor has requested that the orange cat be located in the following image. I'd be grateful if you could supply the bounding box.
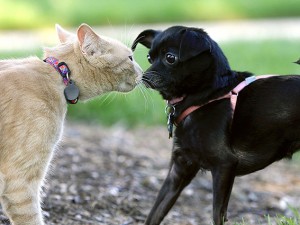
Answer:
[0,23,142,225]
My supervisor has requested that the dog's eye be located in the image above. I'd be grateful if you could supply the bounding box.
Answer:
[165,53,178,65]
[147,54,153,64]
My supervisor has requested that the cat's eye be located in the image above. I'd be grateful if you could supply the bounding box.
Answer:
[128,56,133,61]
[147,54,153,64]
[165,53,178,65]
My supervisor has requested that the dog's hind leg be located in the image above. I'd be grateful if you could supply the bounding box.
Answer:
[145,148,200,225]
[211,163,237,225]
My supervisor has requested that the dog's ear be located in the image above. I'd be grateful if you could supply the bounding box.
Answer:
[179,29,212,62]
[131,29,161,51]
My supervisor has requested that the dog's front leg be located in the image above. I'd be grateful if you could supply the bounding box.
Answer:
[211,163,237,225]
[145,150,200,225]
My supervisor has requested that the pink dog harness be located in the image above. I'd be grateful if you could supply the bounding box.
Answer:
[174,75,274,125]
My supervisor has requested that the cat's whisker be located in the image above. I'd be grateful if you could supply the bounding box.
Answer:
[120,22,132,48]
[136,83,151,113]
[148,88,158,112]
[140,80,157,111]
[98,91,118,108]
[106,18,112,26]
[120,23,126,46]
[126,24,135,48]
[99,90,120,107]
[147,88,156,112]
[98,92,113,106]
[107,92,118,106]
[123,23,129,47]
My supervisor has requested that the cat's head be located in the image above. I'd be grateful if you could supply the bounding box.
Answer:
[53,24,143,100]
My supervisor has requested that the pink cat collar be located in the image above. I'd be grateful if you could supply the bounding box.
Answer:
[44,57,70,85]
[44,57,79,104]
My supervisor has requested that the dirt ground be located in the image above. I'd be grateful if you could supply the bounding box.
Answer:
[0,122,300,225]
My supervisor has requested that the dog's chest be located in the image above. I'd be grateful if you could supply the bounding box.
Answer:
[172,102,234,169]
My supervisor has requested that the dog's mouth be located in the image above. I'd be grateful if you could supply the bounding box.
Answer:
[142,70,166,90]
[167,96,186,105]
[142,72,186,104]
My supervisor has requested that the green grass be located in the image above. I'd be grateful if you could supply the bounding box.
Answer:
[1,39,299,127]
[275,215,300,225]
[274,208,300,225]
[222,40,300,75]
[233,207,300,225]
[0,0,300,29]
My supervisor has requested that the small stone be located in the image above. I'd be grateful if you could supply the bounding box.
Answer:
[75,214,82,220]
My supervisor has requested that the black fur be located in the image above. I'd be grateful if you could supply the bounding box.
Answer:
[132,26,300,225]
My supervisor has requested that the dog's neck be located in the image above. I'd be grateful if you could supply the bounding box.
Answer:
[172,74,274,126]
[170,71,251,119]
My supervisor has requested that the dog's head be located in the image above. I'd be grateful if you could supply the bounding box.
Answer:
[132,26,232,101]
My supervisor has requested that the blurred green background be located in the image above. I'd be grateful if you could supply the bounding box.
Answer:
[1,0,300,29]
[0,0,299,127]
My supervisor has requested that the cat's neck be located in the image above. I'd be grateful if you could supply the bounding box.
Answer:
[43,42,111,101]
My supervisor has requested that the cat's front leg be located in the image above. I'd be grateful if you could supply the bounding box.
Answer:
[0,167,45,225]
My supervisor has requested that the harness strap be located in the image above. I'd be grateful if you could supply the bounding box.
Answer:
[174,75,274,125]
[175,92,232,126]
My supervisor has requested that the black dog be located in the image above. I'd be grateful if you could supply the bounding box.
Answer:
[132,26,300,225]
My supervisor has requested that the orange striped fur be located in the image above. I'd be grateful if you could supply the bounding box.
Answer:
[0,23,142,225]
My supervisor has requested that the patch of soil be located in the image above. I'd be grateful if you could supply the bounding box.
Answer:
[1,123,300,225]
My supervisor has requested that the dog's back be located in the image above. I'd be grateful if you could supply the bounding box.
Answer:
[232,75,300,174]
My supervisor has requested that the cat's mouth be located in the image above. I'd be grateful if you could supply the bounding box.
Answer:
[118,62,142,92]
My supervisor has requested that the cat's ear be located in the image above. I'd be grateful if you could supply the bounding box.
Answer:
[55,24,74,43]
[77,24,101,56]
